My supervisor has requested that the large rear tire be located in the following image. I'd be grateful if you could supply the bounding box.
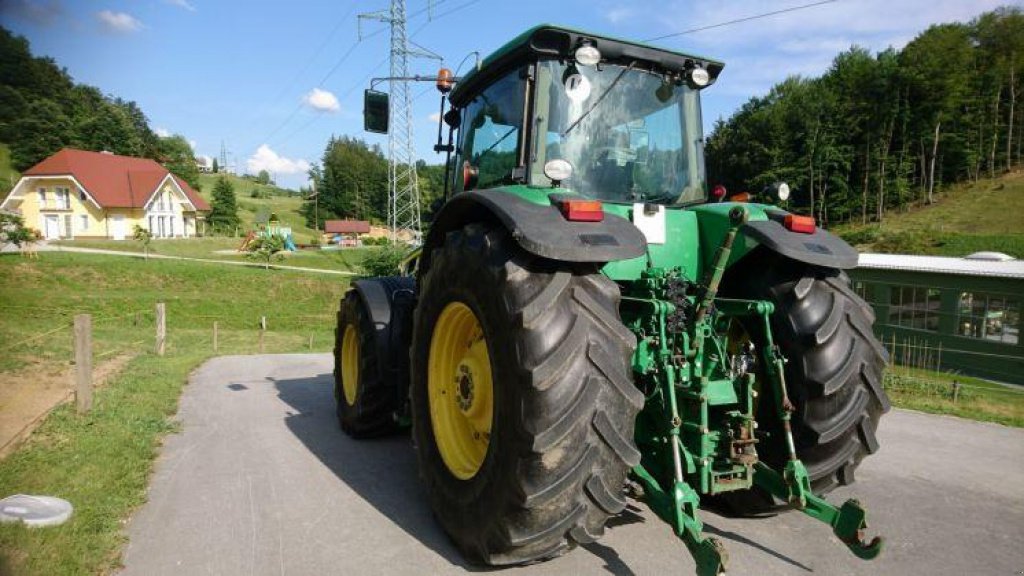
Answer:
[411,223,642,565]
[727,254,890,497]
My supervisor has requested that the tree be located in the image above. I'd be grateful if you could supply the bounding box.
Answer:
[245,233,286,270]
[303,136,389,227]
[132,224,153,260]
[0,213,41,257]
[157,135,202,190]
[256,169,271,185]
[212,157,219,173]
[208,176,240,233]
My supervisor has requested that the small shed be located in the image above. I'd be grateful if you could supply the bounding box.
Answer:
[324,219,371,247]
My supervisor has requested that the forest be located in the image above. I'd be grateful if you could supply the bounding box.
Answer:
[705,7,1024,226]
[0,27,200,190]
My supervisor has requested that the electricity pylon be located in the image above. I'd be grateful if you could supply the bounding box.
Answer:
[359,0,440,244]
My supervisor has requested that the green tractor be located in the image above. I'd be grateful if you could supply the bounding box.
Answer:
[335,25,888,576]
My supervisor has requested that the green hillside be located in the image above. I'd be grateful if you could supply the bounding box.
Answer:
[195,173,319,241]
[836,172,1024,258]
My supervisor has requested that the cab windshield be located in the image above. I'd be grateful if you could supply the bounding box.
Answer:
[529,60,706,205]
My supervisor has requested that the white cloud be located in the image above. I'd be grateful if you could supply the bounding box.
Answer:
[164,0,196,12]
[427,112,441,123]
[605,7,632,24]
[246,145,310,176]
[96,10,142,33]
[188,139,197,150]
[304,88,340,113]
[154,127,171,138]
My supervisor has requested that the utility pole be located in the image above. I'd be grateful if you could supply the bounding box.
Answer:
[359,0,440,245]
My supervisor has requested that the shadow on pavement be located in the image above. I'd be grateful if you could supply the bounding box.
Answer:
[272,372,480,571]
[271,371,809,575]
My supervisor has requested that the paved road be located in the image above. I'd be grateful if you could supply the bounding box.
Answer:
[120,354,1024,576]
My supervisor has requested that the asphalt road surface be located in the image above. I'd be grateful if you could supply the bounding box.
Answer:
[120,354,1024,576]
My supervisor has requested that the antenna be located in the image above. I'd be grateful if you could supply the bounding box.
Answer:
[359,0,441,244]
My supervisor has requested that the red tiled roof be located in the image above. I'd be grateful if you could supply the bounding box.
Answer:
[325,220,371,234]
[22,148,209,211]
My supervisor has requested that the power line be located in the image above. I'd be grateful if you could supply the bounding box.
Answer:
[644,0,838,42]
[269,2,360,106]
[260,0,483,154]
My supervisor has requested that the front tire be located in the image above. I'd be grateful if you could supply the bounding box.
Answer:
[411,224,642,565]
[333,278,413,438]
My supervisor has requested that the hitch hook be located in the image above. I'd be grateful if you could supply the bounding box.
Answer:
[832,499,884,560]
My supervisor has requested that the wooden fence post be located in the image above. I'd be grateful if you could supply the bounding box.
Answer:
[213,321,219,353]
[258,316,266,354]
[308,333,314,351]
[952,380,961,404]
[75,314,92,414]
[155,302,166,356]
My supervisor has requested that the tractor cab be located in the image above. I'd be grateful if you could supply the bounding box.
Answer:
[370,25,723,206]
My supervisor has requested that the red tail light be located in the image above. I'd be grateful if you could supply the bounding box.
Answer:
[784,214,816,234]
[557,199,604,222]
[712,184,727,201]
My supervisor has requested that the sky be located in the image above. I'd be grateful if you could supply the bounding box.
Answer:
[0,0,1016,189]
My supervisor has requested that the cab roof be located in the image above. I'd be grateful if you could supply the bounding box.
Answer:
[449,24,725,106]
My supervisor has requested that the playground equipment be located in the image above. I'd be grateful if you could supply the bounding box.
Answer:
[238,212,297,252]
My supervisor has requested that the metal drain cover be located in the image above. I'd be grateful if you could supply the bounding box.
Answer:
[0,495,73,527]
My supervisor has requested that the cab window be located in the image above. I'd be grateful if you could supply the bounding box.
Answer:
[458,69,526,191]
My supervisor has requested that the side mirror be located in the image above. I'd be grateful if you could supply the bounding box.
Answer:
[364,90,390,134]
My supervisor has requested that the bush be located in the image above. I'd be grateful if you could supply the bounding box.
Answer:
[250,187,272,199]
[360,245,406,277]
[838,226,882,246]
[361,236,390,247]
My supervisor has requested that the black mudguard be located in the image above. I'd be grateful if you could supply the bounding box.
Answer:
[743,219,859,269]
[349,277,416,409]
[423,190,647,269]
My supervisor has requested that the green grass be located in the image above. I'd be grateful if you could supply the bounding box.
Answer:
[195,173,321,240]
[0,252,351,575]
[883,366,1024,427]
[51,238,376,272]
[835,171,1024,257]
[0,143,19,197]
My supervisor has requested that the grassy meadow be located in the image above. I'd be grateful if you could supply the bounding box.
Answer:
[0,252,350,575]
[835,171,1024,258]
[195,173,323,241]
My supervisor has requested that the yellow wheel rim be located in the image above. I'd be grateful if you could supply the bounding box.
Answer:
[341,324,359,406]
[428,302,494,480]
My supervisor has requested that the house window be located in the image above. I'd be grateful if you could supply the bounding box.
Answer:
[56,187,71,210]
[169,216,175,237]
[888,286,940,332]
[79,214,88,231]
[79,190,87,202]
[37,188,46,206]
[958,292,1020,345]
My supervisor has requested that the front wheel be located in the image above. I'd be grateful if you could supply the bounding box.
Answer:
[411,224,642,565]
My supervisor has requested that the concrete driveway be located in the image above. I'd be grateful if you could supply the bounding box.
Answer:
[120,354,1024,576]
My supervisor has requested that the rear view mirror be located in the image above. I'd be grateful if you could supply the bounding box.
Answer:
[364,90,390,134]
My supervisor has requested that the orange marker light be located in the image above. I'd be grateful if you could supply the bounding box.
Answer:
[558,199,604,222]
[436,68,454,93]
[784,214,816,234]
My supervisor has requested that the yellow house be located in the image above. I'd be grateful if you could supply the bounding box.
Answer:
[0,148,210,240]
